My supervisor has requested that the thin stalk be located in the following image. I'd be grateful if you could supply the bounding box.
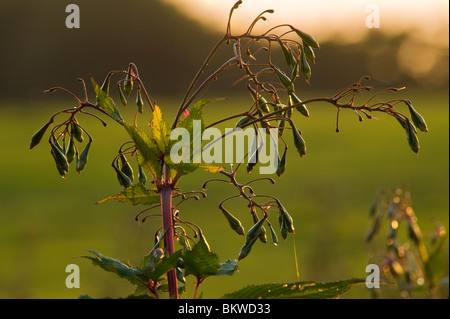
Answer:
[160,163,178,299]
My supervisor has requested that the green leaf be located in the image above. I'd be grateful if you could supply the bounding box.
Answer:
[96,184,159,206]
[169,98,225,176]
[124,123,162,178]
[151,104,170,154]
[222,278,366,299]
[217,260,239,276]
[141,250,182,281]
[183,234,219,279]
[83,250,144,286]
[91,77,123,123]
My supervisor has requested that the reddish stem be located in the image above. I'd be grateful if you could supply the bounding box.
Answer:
[160,164,178,299]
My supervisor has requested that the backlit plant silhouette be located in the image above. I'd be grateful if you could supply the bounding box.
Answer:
[30,1,428,299]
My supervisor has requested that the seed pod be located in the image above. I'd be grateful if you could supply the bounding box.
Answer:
[138,165,147,185]
[136,86,144,114]
[279,213,288,240]
[281,43,296,68]
[273,66,294,93]
[71,121,84,143]
[406,101,428,132]
[65,137,75,164]
[237,235,258,260]
[300,47,311,82]
[235,116,252,129]
[276,147,287,177]
[405,121,419,154]
[76,141,91,173]
[247,136,259,173]
[50,142,69,172]
[120,154,134,181]
[252,213,267,243]
[304,45,316,64]
[289,93,309,117]
[291,123,306,158]
[114,165,133,188]
[280,210,295,234]
[293,28,320,48]
[268,223,279,246]
[245,215,266,245]
[176,267,186,284]
[30,122,51,149]
[220,206,245,236]
[118,83,127,107]
[278,118,286,136]
[258,96,270,113]
[123,65,134,96]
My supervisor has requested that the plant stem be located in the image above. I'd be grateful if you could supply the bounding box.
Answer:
[160,163,178,299]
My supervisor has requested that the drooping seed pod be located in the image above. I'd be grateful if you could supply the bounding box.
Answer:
[257,96,270,113]
[138,165,147,185]
[406,101,428,132]
[113,165,133,188]
[252,213,267,243]
[50,142,69,172]
[76,141,91,173]
[235,116,252,129]
[118,83,127,107]
[123,65,134,96]
[268,223,279,246]
[176,267,186,284]
[136,86,144,114]
[71,121,84,143]
[299,47,311,82]
[291,122,306,158]
[120,154,134,182]
[293,28,320,48]
[220,206,245,236]
[65,137,75,164]
[273,66,294,93]
[276,147,287,177]
[245,215,266,245]
[280,209,295,234]
[289,92,309,117]
[237,235,258,260]
[405,121,419,154]
[278,118,286,136]
[30,122,51,149]
[247,136,259,174]
[281,42,296,68]
[303,45,316,64]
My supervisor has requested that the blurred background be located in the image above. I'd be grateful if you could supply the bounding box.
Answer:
[0,0,448,298]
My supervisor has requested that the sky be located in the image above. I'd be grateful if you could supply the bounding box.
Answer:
[163,0,449,86]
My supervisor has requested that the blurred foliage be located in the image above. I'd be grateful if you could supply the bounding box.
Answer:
[0,0,447,104]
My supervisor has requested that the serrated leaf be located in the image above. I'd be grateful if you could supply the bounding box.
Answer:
[222,278,366,299]
[141,250,182,281]
[183,234,219,279]
[217,260,239,276]
[91,77,123,123]
[83,250,144,285]
[124,123,162,178]
[151,104,170,154]
[96,184,159,206]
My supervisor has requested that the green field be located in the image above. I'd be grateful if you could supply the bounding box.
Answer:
[0,88,448,299]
